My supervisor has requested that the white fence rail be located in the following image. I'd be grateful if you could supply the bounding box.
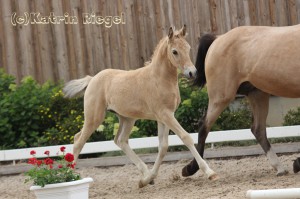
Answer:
[1,126,300,162]
[246,188,300,199]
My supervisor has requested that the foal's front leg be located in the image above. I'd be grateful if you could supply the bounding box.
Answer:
[139,122,169,187]
[114,116,151,187]
[161,112,218,180]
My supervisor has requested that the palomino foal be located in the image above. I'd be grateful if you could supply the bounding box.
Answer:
[64,26,217,187]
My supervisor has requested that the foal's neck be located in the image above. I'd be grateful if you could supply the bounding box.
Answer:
[149,39,178,84]
[151,59,178,82]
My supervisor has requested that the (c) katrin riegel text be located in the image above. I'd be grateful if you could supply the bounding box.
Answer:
[11,12,125,28]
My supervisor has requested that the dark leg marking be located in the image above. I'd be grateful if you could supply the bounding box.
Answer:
[182,113,207,177]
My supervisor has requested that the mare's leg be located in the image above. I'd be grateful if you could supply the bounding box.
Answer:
[139,122,169,187]
[161,112,217,180]
[73,100,106,163]
[182,87,234,176]
[247,90,288,176]
[114,116,151,187]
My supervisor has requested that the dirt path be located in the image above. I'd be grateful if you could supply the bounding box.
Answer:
[1,153,299,199]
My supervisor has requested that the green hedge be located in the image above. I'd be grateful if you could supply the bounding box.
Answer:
[283,107,300,126]
[0,73,55,149]
[0,69,252,149]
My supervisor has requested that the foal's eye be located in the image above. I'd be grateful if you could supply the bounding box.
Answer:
[172,50,178,55]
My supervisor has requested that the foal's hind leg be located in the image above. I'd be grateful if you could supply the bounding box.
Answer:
[114,116,151,187]
[247,90,288,176]
[139,122,169,187]
[73,100,106,163]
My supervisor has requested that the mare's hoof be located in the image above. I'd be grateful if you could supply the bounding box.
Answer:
[293,158,300,173]
[182,165,197,177]
[208,173,219,181]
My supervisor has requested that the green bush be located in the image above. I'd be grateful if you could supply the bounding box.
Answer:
[134,120,157,137]
[38,89,84,145]
[0,74,55,149]
[176,78,252,133]
[213,101,252,131]
[0,69,15,98]
[176,78,208,133]
[283,107,300,126]
[96,113,147,139]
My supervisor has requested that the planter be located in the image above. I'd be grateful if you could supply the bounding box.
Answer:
[30,177,93,199]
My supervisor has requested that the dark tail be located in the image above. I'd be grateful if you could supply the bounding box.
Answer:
[193,34,217,88]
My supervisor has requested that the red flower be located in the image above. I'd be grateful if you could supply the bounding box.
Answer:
[58,164,63,169]
[37,160,43,166]
[28,157,37,165]
[60,146,66,152]
[30,150,36,155]
[44,150,50,156]
[64,153,74,162]
[67,163,76,169]
[44,158,54,165]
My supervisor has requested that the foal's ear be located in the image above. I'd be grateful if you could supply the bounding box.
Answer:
[180,24,187,37]
[168,27,174,39]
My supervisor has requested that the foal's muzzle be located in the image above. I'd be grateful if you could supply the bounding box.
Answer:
[183,66,197,79]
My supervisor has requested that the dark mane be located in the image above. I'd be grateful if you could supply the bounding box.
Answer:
[193,34,217,88]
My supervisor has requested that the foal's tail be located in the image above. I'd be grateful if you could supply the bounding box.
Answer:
[193,34,217,88]
[63,76,93,98]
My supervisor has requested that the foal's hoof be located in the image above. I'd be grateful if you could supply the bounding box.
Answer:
[293,158,300,173]
[138,179,154,188]
[138,180,146,188]
[276,170,288,176]
[149,180,155,185]
[182,165,198,177]
[208,173,219,181]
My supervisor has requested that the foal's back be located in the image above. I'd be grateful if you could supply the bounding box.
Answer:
[84,65,179,120]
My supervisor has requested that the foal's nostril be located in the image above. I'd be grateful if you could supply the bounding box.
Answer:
[189,71,193,78]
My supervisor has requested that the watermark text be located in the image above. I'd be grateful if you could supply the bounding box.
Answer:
[11,12,125,28]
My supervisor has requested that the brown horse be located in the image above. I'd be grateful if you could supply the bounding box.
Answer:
[63,25,217,188]
[182,24,300,178]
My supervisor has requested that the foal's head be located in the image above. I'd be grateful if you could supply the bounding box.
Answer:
[167,25,196,78]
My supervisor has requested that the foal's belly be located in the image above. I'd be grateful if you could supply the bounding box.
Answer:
[107,103,156,120]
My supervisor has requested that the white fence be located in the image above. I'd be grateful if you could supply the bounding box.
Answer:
[1,126,300,162]
[246,188,300,199]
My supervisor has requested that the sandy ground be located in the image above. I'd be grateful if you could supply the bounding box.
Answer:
[1,153,300,199]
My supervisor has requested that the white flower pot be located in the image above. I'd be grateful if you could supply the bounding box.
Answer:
[30,177,93,199]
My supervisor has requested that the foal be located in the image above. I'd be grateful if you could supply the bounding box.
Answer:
[64,26,217,187]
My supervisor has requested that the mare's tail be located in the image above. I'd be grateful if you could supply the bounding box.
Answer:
[63,76,93,98]
[193,34,217,88]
